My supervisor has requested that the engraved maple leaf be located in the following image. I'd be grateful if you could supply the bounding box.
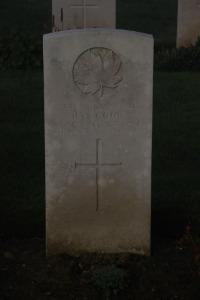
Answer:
[73,48,123,97]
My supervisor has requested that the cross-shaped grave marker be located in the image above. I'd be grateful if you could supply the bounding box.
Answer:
[75,139,122,211]
[70,0,98,27]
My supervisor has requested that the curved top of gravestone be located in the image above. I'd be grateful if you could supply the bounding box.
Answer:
[44,28,154,101]
[44,28,153,41]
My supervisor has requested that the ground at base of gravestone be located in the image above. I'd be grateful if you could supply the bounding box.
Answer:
[1,235,200,300]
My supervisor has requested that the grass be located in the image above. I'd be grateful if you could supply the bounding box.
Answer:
[1,70,200,239]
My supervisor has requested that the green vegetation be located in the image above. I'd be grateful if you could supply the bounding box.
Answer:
[0,31,43,69]
[91,265,127,299]
[155,38,200,71]
[0,0,50,69]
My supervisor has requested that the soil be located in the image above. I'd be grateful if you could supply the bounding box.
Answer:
[1,236,200,300]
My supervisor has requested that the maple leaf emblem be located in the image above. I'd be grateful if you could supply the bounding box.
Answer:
[73,48,123,97]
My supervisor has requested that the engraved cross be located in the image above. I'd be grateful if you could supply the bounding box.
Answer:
[75,139,122,212]
[70,0,98,27]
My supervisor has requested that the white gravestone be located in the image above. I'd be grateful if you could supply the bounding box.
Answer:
[44,29,153,256]
[52,0,116,31]
[177,0,200,47]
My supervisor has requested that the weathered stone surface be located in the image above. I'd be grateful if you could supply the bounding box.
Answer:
[52,0,116,31]
[177,0,200,47]
[44,29,153,256]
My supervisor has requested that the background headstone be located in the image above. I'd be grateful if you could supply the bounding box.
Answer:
[177,0,200,47]
[52,0,116,31]
[44,29,153,256]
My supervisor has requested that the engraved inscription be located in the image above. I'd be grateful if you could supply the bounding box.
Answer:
[48,105,146,136]
[73,48,123,97]
[75,139,122,211]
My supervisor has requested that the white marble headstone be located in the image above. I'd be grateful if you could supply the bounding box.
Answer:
[177,0,200,47]
[44,29,153,256]
[52,0,116,31]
